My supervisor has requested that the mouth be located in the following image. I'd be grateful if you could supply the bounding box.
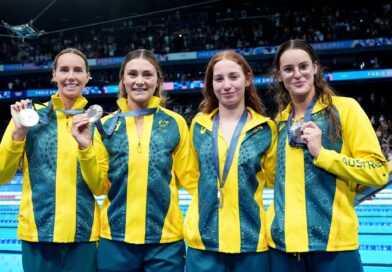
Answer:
[221,91,237,96]
[64,84,78,89]
[132,88,147,92]
[292,81,305,87]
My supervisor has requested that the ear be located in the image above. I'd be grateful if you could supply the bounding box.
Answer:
[86,72,91,83]
[51,70,57,84]
[313,62,318,75]
[277,72,282,82]
[245,73,252,87]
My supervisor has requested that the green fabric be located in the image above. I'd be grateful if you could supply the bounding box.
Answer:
[22,241,97,272]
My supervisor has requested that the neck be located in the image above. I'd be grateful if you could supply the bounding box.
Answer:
[218,104,246,121]
[128,99,148,111]
[291,93,316,119]
[60,96,77,110]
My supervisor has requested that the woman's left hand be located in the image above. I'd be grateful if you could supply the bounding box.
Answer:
[300,121,322,158]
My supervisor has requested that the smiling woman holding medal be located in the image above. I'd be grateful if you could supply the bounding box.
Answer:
[71,49,195,272]
[265,39,389,272]
[0,48,100,272]
[183,51,277,272]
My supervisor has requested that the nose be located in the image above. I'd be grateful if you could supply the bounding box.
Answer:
[135,75,144,85]
[293,67,302,78]
[223,78,231,90]
[67,71,76,80]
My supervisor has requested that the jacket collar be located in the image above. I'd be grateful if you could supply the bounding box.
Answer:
[117,96,161,112]
[277,95,330,122]
[195,107,270,132]
[50,93,88,110]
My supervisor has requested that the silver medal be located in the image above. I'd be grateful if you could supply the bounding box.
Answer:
[289,120,304,144]
[86,104,103,123]
[18,108,39,127]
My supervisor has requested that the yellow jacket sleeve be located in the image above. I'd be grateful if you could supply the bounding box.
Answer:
[173,117,199,195]
[314,98,388,187]
[77,127,111,196]
[0,120,25,184]
[260,120,277,189]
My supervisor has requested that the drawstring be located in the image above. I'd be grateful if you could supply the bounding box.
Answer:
[294,252,301,261]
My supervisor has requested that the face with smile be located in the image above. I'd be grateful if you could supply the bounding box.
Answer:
[52,53,90,104]
[212,58,250,110]
[122,58,158,109]
[278,49,317,100]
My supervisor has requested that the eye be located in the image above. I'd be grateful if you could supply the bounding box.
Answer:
[143,72,153,78]
[59,67,69,72]
[283,67,293,73]
[127,71,137,77]
[229,74,240,80]
[213,75,223,82]
[74,68,84,74]
[300,63,309,70]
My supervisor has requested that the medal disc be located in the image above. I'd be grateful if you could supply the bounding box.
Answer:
[18,108,39,127]
[86,104,103,123]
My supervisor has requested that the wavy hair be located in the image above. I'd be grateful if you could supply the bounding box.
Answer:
[270,39,341,140]
[199,50,265,115]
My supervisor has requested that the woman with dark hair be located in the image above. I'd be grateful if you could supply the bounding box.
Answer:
[0,48,99,272]
[266,39,389,271]
[184,50,277,271]
[72,49,195,272]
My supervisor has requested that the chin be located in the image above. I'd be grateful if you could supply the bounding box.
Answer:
[60,90,83,98]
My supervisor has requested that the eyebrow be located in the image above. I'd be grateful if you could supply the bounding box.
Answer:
[282,61,311,68]
[213,71,241,76]
[58,65,84,69]
[126,69,154,73]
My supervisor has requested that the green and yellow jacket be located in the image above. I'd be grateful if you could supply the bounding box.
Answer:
[0,93,100,243]
[266,96,388,252]
[184,107,277,253]
[78,96,196,244]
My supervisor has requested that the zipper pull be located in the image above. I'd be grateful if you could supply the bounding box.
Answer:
[137,140,142,153]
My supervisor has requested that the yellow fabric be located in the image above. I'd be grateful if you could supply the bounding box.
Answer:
[266,96,388,252]
[184,107,277,253]
[79,96,195,244]
[0,93,100,242]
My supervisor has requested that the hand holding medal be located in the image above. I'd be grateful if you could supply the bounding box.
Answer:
[71,104,104,150]
[85,104,103,123]
[12,99,39,128]
[10,99,36,141]
[300,121,322,158]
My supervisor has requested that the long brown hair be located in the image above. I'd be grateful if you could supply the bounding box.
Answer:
[118,49,166,106]
[199,50,266,115]
[270,39,341,140]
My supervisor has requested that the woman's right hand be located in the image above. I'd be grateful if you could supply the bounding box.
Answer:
[71,113,92,150]
[10,99,31,141]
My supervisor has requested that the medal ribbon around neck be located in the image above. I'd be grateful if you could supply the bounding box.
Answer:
[95,108,157,137]
[212,109,248,209]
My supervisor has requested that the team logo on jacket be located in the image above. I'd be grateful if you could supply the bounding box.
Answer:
[278,122,286,131]
[200,127,207,134]
[159,119,169,131]
[114,121,121,132]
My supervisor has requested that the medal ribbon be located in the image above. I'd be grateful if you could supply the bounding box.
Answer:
[212,110,248,208]
[287,96,318,144]
[95,108,157,137]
